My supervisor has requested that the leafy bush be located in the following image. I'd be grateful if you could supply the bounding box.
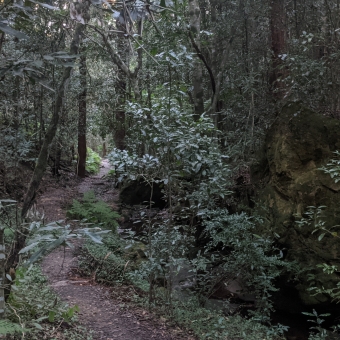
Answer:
[86,147,101,174]
[68,191,119,230]
[78,232,149,284]
[170,297,286,340]
[108,101,285,319]
[199,209,288,319]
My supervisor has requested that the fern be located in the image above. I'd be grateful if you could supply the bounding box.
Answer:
[0,320,28,335]
[86,148,101,174]
[68,191,119,231]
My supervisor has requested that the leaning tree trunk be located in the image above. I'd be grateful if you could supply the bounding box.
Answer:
[21,7,89,221]
[76,52,87,177]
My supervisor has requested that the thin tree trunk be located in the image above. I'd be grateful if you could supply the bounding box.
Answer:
[0,229,5,319]
[269,0,287,101]
[0,32,5,55]
[189,0,204,120]
[77,52,87,177]
[114,28,128,151]
[21,17,89,220]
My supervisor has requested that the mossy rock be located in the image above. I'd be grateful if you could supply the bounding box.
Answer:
[252,102,340,305]
[124,241,147,266]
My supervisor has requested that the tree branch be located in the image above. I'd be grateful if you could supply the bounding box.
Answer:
[90,25,131,77]
[188,30,216,95]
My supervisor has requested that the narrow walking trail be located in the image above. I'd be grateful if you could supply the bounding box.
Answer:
[40,161,191,340]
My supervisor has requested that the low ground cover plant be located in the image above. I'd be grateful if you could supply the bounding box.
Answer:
[68,191,119,230]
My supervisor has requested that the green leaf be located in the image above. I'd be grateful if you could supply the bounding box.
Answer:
[318,233,325,241]
[83,230,103,244]
[48,311,56,322]
[32,322,43,330]
[18,242,39,254]
[0,23,28,40]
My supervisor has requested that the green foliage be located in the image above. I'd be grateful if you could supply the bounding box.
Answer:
[197,210,287,319]
[0,127,33,169]
[86,147,101,174]
[68,191,119,230]
[0,320,28,335]
[6,265,92,339]
[78,232,151,285]
[109,101,231,208]
[19,217,110,266]
[78,234,129,283]
[320,151,340,183]
[170,298,286,340]
[301,309,340,340]
[108,101,284,319]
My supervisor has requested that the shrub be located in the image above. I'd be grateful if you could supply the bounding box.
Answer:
[170,297,286,340]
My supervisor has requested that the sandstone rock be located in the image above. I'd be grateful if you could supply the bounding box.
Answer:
[252,102,340,305]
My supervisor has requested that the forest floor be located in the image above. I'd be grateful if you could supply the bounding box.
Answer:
[39,160,193,340]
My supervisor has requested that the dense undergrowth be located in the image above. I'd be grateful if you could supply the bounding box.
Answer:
[0,199,108,338]
[5,265,93,340]
[77,230,286,339]
[72,190,286,339]
[67,190,119,230]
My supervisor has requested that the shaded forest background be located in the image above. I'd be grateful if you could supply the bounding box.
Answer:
[1,0,340,338]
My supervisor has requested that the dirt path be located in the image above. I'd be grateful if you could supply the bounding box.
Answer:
[40,161,191,340]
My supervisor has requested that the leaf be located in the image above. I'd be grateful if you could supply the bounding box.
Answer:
[43,55,55,61]
[53,54,79,59]
[83,230,103,244]
[32,322,43,330]
[29,0,59,10]
[318,233,325,241]
[6,274,12,281]
[48,311,56,322]
[18,242,39,254]
[0,320,28,334]
[25,234,67,266]
[36,2,59,10]
[39,82,55,92]
[0,23,28,40]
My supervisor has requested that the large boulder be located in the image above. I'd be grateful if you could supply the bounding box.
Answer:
[119,178,165,208]
[252,102,340,305]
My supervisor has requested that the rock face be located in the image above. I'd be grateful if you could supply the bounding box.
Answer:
[252,102,340,305]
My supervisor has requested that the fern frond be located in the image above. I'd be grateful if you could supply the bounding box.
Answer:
[0,319,29,334]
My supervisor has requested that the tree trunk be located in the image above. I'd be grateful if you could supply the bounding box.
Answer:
[114,29,127,151]
[77,52,87,177]
[0,229,5,319]
[189,0,204,120]
[269,0,287,101]
[21,15,89,220]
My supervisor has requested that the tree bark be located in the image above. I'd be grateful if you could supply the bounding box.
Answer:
[189,0,204,120]
[77,52,87,177]
[21,14,89,219]
[114,29,127,151]
[0,229,5,319]
[269,0,287,101]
